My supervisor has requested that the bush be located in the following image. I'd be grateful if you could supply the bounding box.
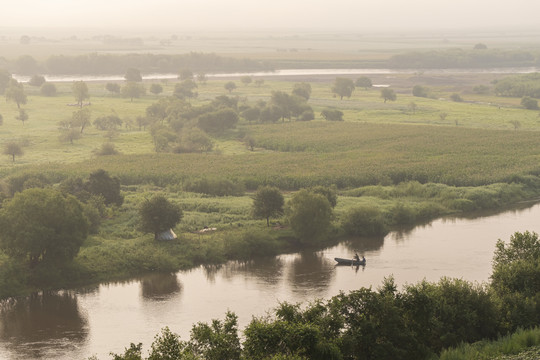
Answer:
[521,96,539,110]
[183,178,245,196]
[342,205,388,236]
[412,85,429,97]
[450,93,463,102]
[40,82,57,96]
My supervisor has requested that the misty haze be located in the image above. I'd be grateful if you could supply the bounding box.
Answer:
[1,1,540,359]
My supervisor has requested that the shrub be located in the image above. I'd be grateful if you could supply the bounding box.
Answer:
[342,205,388,236]
[183,178,245,196]
[40,82,57,96]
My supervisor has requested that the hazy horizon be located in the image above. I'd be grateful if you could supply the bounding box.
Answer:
[4,0,540,34]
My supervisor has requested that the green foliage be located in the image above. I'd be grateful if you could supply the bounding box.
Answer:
[0,188,88,267]
[124,68,142,82]
[320,108,343,121]
[174,79,198,99]
[197,108,238,134]
[331,77,355,100]
[95,142,120,156]
[223,229,281,259]
[292,82,312,101]
[310,185,337,208]
[286,189,332,244]
[3,142,23,162]
[450,93,463,102]
[520,96,538,110]
[40,82,57,96]
[72,80,89,107]
[106,82,121,94]
[5,79,27,108]
[86,169,124,206]
[139,194,183,239]
[224,81,237,93]
[412,85,429,97]
[122,82,146,101]
[252,186,284,226]
[149,83,163,95]
[495,73,540,98]
[148,327,187,360]
[183,177,245,196]
[341,205,388,236]
[111,342,143,360]
[355,76,372,89]
[380,87,397,103]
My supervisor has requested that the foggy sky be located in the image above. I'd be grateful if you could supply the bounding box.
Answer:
[5,0,540,32]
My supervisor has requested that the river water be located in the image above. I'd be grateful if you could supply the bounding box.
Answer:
[1,202,539,359]
[12,67,540,83]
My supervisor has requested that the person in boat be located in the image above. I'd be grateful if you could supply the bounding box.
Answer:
[353,253,360,262]
[362,255,365,262]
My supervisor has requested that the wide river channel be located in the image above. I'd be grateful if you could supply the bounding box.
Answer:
[1,202,540,359]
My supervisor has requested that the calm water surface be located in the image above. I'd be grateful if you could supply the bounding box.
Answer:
[1,203,539,359]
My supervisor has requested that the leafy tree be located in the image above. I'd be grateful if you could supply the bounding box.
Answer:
[139,194,183,240]
[105,82,121,94]
[0,188,88,267]
[270,91,298,121]
[174,79,198,99]
[355,76,373,89]
[3,142,23,162]
[122,82,146,102]
[286,189,332,243]
[0,68,11,94]
[259,105,281,123]
[86,169,124,206]
[178,69,193,81]
[148,327,186,360]
[342,205,388,236]
[16,109,28,126]
[198,108,239,134]
[40,82,57,96]
[224,81,237,93]
[473,85,490,94]
[124,68,142,82]
[5,79,27,109]
[178,127,213,153]
[320,108,343,121]
[380,88,397,103]
[241,106,260,124]
[58,120,81,144]
[94,142,119,156]
[28,75,46,87]
[408,101,418,114]
[240,76,252,86]
[450,93,463,102]
[72,107,92,133]
[254,79,264,87]
[292,82,312,100]
[72,80,89,108]
[521,96,538,110]
[332,77,355,100]
[94,114,122,131]
[310,185,337,208]
[149,83,163,95]
[412,85,429,97]
[197,72,207,84]
[253,186,284,227]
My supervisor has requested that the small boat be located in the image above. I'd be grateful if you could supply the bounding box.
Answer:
[334,257,366,266]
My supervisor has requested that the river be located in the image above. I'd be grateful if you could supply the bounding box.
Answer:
[12,67,540,83]
[1,202,539,359]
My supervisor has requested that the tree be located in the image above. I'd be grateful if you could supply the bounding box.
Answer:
[105,82,121,94]
[474,43,488,50]
[450,93,463,102]
[355,76,373,89]
[139,194,183,240]
[286,189,332,243]
[254,79,264,87]
[58,126,82,144]
[380,88,397,103]
[3,142,23,162]
[174,79,198,99]
[439,112,448,121]
[122,82,146,102]
[93,114,122,131]
[40,82,57,96]
[320,108,343,121]
[509,120,521,130]
[270,91,297,121]
[241,106,260,124]
[332,77,355,100]
[521,96,538,110]
[86,169,124,206]
[224,81,237,93]
[16,109,28,126]
[198,108,239,134]
[412,85,429,97]
[124,68,142,82]
[240,76,252,86]
[253,186,284,227]
[310,185,337,208]
[72,108,92,133]
[178,69,193,81]
[292,82,312,101]
[72,81,89,108]
[408,101,418,114]
[28,75,46,87]
[149,83,163,96]
[5,79,27,109]
[0,69,11,94]
[0,188,88,267]
[197,72,207,84]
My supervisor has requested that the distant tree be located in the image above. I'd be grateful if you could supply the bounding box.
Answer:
[5,79,27,108]
[259,105,281,123]
[139,194,183,240]
[182,127,214,153]
[240,76,252,86]
[254,79,265,87]
[197,72,207,84]
[509,120,521,131]
[16,109,28,126]
[149,83,163,95]
[241,106,261,124]
[124,68,142,82]
[86,169,124,206]
[198,108,239,134]
[0,69,11,94]
[286,189,332,244]
[380,88,397,103]
[72,81,89,108]
[408,101,418,114]
[174,79,198,99]
[58,124,81,144]
[122,82,146,102]
[105,82,121,95]
[15,55,39,74]
[28,75,46,87]
[224,81,237,93]
[332,77,355,100]
[473,85,490,94]
[3,142,23,162]
[244,135,256,151]
[521,96,538,110]
[178,69,194,81]
[310,185,337,208]
[292,82,312,100]
[474,43,488,50]
[72,107,92,133]
[94,142,119,156]
[439,112,448,121]
[40,82,57,96]
[355,76,373,89]
[252,186,284,227]
[0,188,88,268]
[412,85,429,97]
[320,108,343,121]
[94,114,122,131]
[450,93,463,102]
[270,91,296,121]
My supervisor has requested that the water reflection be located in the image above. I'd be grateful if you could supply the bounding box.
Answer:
[340,235,385,253]
[140,273,182,300]
[0,291,87,358]
[224,257,284,285]
[288,252,335,294]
